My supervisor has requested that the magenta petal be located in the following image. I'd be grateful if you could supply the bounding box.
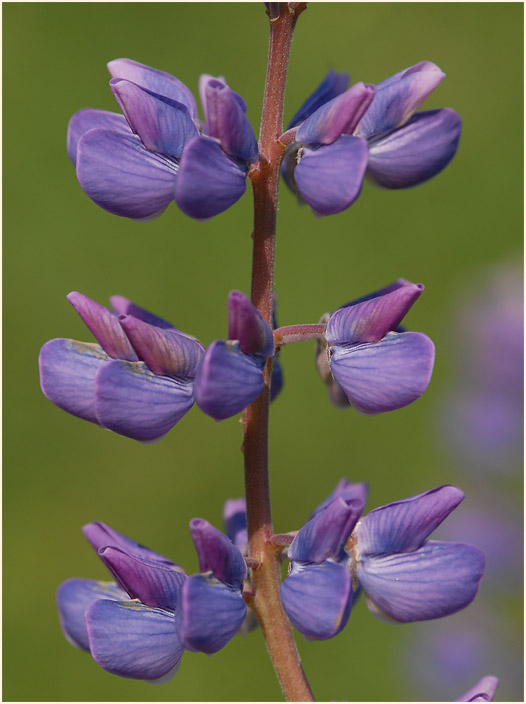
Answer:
[330,331,435,414]
[326,282,424,345]
[367,108,462,189]
[76,128,178,219]
[109,296,175,330]
[67,292,137,361]
[357,541,485,623]
[294,135,368,215]
[354,485,465,556]
[107,58,198,118]
[189,518,246,582]
[228,290,274,357]
[455,676,500,702]
[94,360,194,442]
[82,522,175,566]
[39,339,108,424]
[296,82,375,145]
[200,76,258,162]
[175,135,247,219]
[358,61,445,139]
[280,562,354,640]
[67,109,129,165]
[98,546,186,610]
[110,79,198,159]
[287,69,350,130]
[86,599,183,682]
[289,497,364,563]
[119,314,204,377]
[57,578,126,650]
[175,574,246,654]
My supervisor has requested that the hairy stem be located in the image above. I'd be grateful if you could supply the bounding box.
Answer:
[242,3,314,702]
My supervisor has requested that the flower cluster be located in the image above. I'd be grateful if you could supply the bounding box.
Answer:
[280,480,485,640]
[282,61,462,215]
[39,290,280,441]
[68,58,258,221]
[68,57,461,224]
[57,513,248,682]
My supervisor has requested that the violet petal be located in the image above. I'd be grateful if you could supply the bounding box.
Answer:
[82,522,175,566]
[107,58,198,119]
[67,291,137,361]
[109,296,175,330]
[296,82,375,146]
[193,340,265,421]
[175,574,246,654]
[228,290,274,357]
[309,479,369,520]
[189,518,246,582]
[358,61,445,140]
[330,331,435,414]
[223,499,248,553]
[39,339,108,424]
[326,283,424,345]
[57,578,126,650]
[200,76,258,163]
[175,135,247,219]
[357,540,485,623]
[281,562,354,640]
[289,497,364,563]
[76,128,178,220]
[94,360,194,442]
[110,79,198,159]
[294,135,368,215]
[367,108,462,189]
[119,314,204,378]
[67,109,129,165]
[354,485,465,556]
[287,69,350,130]
[86,599,183,682]
[98,546,186,611]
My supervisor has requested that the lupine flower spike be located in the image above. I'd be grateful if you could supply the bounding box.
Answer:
[281,480,485,640]
[282,62,461,214]
[57,520,247,682]
[316,279,435,414]
[39,292,203,442]
[68,59,258,221]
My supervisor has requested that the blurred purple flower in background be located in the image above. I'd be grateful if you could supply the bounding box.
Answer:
[282,61,461,214]
[39,292,203,442]
[316,279,435,413]
[68,59,258,221]
[281,480,485,640]
[57,519,247,682]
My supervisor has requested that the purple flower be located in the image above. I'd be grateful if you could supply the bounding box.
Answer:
[281,72,375,215]
[280,480,485,640]
[193,290,281,420]
[282,62,461,214]
[68,59,258,221]
[316,279,435,414]
[456,676,499,702]
[39,292,203,442]
[57,520,247,682]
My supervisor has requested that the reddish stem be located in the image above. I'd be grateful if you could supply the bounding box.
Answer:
[242,3,314,702]
[274,323,327,346]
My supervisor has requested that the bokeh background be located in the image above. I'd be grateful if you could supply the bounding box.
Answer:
[3,2,523,701]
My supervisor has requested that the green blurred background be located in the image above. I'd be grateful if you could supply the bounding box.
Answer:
[3,2,523,701]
